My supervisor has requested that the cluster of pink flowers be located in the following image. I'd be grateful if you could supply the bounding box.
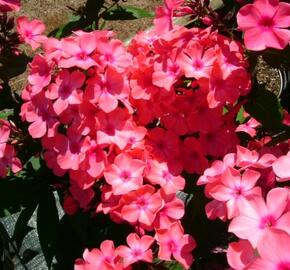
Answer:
[18,2,252,266]
[198,139,290,269]
[0,120,22,178]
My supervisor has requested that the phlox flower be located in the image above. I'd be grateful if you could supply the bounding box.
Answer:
[85,65,127,113]
[116,233,154,267]
[0,0,20,12]
[272,151,290,181]
[46,70,85,115]
[247,228,290,269]
[229,187,290,247]
[59,32,98,70]
[104,153,145,195]
[177,43,216,79]
[0,120,11,158]
[209,167,261,219]
[17,16,46,50]
[237,0,290,51]
[0,144,22,178]
[155,221,196,269]
[69,183,94,210]
[226,240,255,270]
[153,190,185,229]
[146,159,185,195]
[75,240,120,270]
[28,55,52,96]
[120,185,164,228]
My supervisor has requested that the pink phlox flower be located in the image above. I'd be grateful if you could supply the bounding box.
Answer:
[104,153,145,195]
[46,69,85,115]
[236,117,260,137]
[95,39,132,71]
[237,0,290,51]
[0,120,11,158]
[205,199,228,221]
[85,65,127,113]
[229,187,290,247]
[247,228,290,270]
[28,54,52,96]
[209,167,261,219]
[116,233,154,267]
[96,108,132,150]
[153,0,184,34]
[17,16,46,50]
[146,159,185,195]
[75,240,119,270]
[0,0,20,12]
[155,221,196,269]
[226,240,255,270]
[177,42,216,79]
[59,32,98,70]
[272,151,290,181]
[152,54,181,91]
[54,129,87,171]
[153,190,185,229]
[120,185,164,228]
[207,64,251,108]
[20,92,58,138]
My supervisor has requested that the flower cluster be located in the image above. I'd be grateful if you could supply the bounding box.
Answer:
[198,141,290,269]
[0,120,22,178]
[18,3,253,266]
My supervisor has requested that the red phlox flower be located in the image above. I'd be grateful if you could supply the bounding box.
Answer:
[272,151,290,181]
[70,183,94,209]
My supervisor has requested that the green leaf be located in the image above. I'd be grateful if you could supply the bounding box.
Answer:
[244,83,283,131]
[0,176,46,217]
[52,16,82,39]
[12,205,37,249]
[236,106,246,124]
[37,189,59,269]
[263,47,290,70]
[102,6,154,21]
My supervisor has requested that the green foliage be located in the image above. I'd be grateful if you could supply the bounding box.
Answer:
[102,6,154,20]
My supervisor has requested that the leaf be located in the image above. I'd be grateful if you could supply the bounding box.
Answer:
[37,189,59,269]
[102,6,154,21]
[244,83,283,132]
[22,249,39,264]
[52,16,82,39]
[236,106,246,124]
[12,205,37,249]
[0,176,46,217]
[263,47,290,70]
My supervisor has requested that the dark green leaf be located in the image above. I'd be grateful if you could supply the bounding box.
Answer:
[12,205,37,248]
[37,190,59,269]
[102,6,153,20]
[263,47,290,70]
[52,16,82,39]
[22,249,39,264]
[244,83,283,131]
[0,176,46,217]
